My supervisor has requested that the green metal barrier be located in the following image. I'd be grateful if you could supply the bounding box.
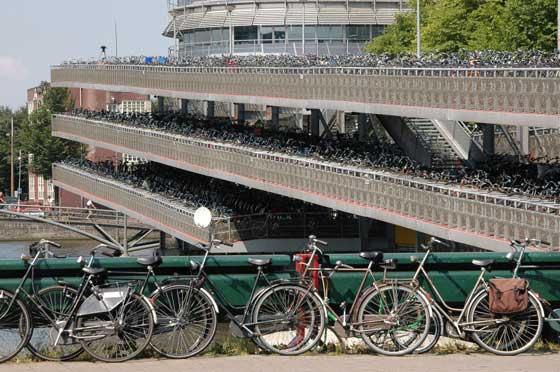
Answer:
[2,252,560,307]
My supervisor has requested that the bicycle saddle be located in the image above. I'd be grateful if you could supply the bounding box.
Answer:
[471,259,495,268]
[82,267,107,275]
[137,255,162,267]
[248,258,272,267]
[359,251,383,263]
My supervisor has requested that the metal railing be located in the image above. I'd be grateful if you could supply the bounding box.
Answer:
[52,162,361,244]
[52,115,560,249]
[50,64,560,124]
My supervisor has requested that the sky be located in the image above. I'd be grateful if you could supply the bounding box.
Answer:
[0,1,170,110]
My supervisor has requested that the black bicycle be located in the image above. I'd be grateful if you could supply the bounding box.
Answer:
[168,239,326,356]
[23,246,155,362]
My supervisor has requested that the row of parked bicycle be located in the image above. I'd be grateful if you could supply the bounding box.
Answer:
[62,158,316,218]
[69,109,560,201]
[0,234,552,363]
[63,49,560,68]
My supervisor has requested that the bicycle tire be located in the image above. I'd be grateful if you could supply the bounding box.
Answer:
[77,292,154,362]
[414,306,443,354]
[27,286,84,361]
[251,284,325,355]
[467,289,543,355]
[0,289,31,363]
[356,284,431,356]
[149,284,217,358]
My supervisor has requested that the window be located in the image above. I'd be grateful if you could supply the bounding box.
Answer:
[29,175,35,201]
[37,176,44,200]
[260,26,273,43]
[372,25,385,38]
[194,29,211,44]
[347,25,370,41]
[287,25,301,41]
[234,26,257,42]
[274,28,285,42]
[317,26,343,41]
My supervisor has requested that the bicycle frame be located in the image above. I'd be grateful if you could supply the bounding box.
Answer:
[299,242,397,334]
[409,246,502,338]
[180,246,297,338]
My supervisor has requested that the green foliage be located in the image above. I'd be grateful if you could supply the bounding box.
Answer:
[19,87,83,179]
[365,0,559,54]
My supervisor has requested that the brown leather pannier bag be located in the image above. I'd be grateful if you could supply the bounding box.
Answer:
[488,278,529,314]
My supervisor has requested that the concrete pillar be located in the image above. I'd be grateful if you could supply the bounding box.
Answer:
[180,99,189,113]
[157,96,165,113]
[358,113,368,141]
[359,217,371,252]
[415,231,426,252]
[482,124,495,156]
[206,101,215,118]
[385,223,396,251]
[310,109,320,137]
[517,126,530,156]
[271,106,280,129]
[159,231,166,252]
[237,103,246,123]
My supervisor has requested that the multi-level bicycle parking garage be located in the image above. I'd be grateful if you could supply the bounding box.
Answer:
[52,114,560,251]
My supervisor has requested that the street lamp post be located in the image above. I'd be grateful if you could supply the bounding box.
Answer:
[557,0,560,53]
[17,151,22,207]
[416,0,421,57]
[226,5,235,55]
[10,117,14,198]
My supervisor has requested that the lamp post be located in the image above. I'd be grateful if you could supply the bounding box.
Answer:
[558,0,560,53]
[416,0,421,57]
[10,117,14,198]
[302,0,306,55]
[226,5,235,55]
[17,150,22,207]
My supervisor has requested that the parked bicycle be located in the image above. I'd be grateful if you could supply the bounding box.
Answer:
[171,237,326,356]
[407,237,543,355]
[297,235,432,356]
[23,246,155,362]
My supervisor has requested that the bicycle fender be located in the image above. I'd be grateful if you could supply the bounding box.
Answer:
[142,295,159,326]
[199,287,220,314]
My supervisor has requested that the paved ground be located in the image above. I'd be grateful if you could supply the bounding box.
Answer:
[3,354,560,372]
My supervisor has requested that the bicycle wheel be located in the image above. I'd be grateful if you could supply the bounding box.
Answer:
[414,306,443,354]
[27,286,84,361]
[77,293,154,362]
[0,289,31,362]
[251,284,325,355]
[467,289,543,355]
[150,284,217,358]
[356,284,431,356]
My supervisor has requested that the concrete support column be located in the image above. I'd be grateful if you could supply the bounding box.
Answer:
[517,126,530,156]
[385,223,396,252]
[180,99,189,113]
[310,109,320,137]
[359,216,371,252]
[237,103,246,123]
[157,96,165,113]
[415,231,426,252]
[159,231,166,253]
[271,106,280,129]
[358,113,368,141]
[206,101,215,119]
[482,124,495,156]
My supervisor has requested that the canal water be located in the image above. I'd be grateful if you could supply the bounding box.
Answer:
[0,240,97,259]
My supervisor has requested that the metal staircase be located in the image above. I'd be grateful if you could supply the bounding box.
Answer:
[404,118,462,168]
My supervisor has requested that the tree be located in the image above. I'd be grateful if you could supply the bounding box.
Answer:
[365,0,559,54]
[19,87,83,179]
